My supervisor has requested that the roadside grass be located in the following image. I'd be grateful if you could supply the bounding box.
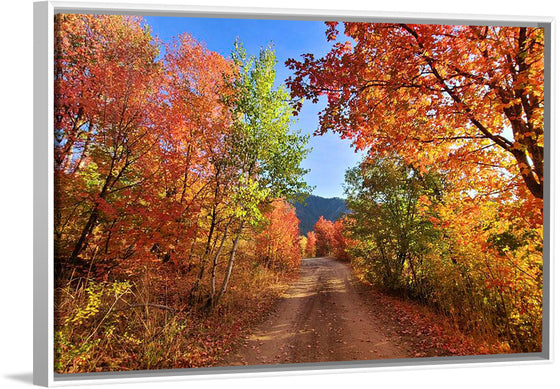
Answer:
[54,254,295,373]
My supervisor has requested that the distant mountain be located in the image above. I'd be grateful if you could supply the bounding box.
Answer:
[292,195,348,235]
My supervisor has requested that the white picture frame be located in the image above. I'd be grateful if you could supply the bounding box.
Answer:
[33,1,554,386]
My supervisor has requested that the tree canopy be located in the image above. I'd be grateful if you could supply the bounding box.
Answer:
[287,24,544,203]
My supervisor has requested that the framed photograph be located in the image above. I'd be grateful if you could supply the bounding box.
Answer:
[34,1,553,386]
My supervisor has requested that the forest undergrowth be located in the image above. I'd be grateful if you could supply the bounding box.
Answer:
[55,253,296,373]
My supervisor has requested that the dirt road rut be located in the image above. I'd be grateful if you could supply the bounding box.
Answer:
[222,257,411,366]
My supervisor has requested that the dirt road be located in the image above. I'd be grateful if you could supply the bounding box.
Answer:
[222,257,412,366]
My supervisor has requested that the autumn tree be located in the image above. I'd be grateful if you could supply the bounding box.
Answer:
[332,218,351,261]
[298,235,308,258]
[255,199,302,272]
[287,24,544,204]
[305,231,317,258]
[344,152,542,349]
[54,16,237,279]
[159,34,235,301]
[312,216,352,260]
[313,216,335,257]
[54,14,164,268]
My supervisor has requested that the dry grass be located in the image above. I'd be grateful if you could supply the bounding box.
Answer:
[54,253,296,373]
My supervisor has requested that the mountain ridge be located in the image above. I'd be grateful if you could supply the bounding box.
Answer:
[292,195,348,235]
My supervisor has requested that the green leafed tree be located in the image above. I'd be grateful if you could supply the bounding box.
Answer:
[345,154,443,291]
[213,40,312,304]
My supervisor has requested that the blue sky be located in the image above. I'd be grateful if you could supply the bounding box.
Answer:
[143,16,365,199]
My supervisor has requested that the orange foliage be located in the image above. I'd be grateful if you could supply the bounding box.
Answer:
[305,231,317,258]
[255,200,302,272]
[311,216,352,260]
[313,216,335,257]
[332,218,352,261]
[287,24,544,209]
[54,15,235,272]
